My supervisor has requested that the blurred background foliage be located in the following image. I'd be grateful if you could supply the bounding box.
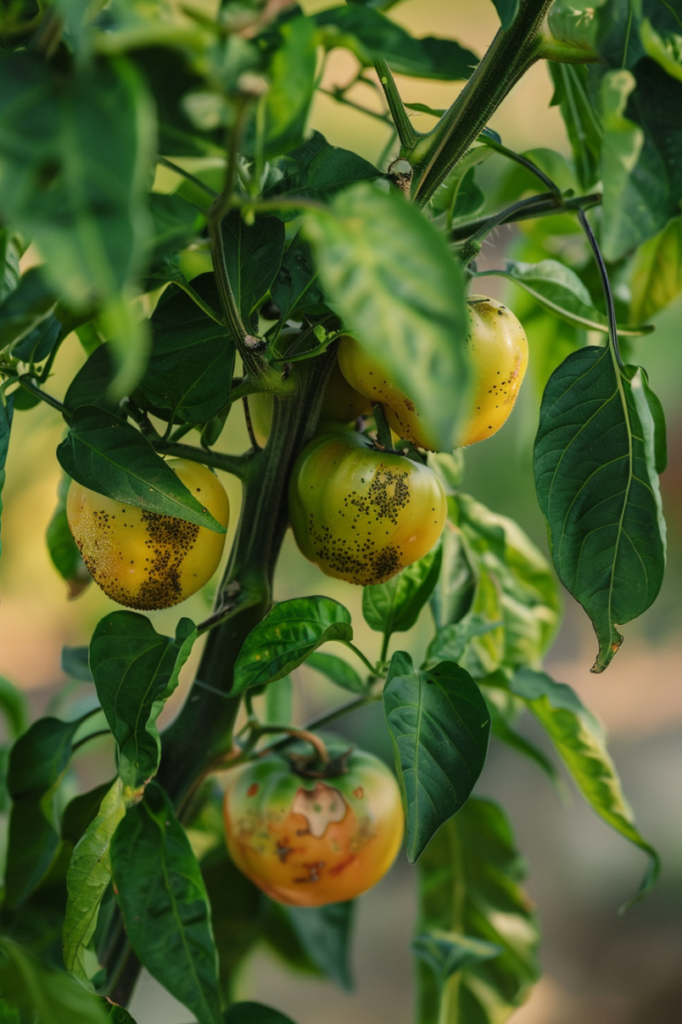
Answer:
[1,0,682,1021]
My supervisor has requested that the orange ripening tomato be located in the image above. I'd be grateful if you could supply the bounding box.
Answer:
[66,459,229,610]
[223,747,404,907]
[337,297,529,449]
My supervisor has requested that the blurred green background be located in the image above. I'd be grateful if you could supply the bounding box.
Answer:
[2,1,682,1021]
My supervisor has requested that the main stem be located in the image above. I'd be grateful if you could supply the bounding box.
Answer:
[108,349,337,1006]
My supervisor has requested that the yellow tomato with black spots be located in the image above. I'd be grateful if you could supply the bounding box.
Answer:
[288,430,446,586]
[66,459,229,610]
[337,297,528,449]
[223,746,404,907]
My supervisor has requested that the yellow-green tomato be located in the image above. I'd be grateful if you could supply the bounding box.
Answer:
[223,747,404,907]
[288,430,446,586]
[66,459,229,610]
[249,361,372,448]
[463,295,529,446]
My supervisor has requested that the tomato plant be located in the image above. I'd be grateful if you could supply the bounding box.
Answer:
[0,0,678,1022]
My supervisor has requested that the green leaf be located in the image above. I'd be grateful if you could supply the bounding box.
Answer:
[283,902,355,991]
[0,268,56,350]
[231,597,353,695]
[630,216,682,322]
[61,781,115,847]
[110,782,221,1024]
[314,8,478,80]
[222,213,285,332]
[490,0,519,31]
[0,393,13,563]
[0,937,108,1024]
[412,931,501,987]
[107,1008,137,1024]
[511,667,659,901]
[201,847,263,1000]
[305,652,365,694]
[90,612,196,790]
[485,690,562,789]
[0,676,28,739]
[477,259,653,337]
[146,192,204,268]
[262,17,317,157]
[304,181,470,452]
[383,651,490,862]
[424,615,502,669]
[431,147,493,226]
[46,472,88,588]
[263,132,379,216]
[415,799,540,1024]
[57,407,226,532]
[534,346,666,672]
[64,345,118,414]
[0,53,154,391]
[270,233,325,321]
[430,515,476,630]
[63,779,126,983]
[224,1005,297,1024]
[548,0,598,50]
[138,274,234,423]
[5,717,81,907]
[0,230,21,302]
[362,546,442,639]
[549,63,602,190]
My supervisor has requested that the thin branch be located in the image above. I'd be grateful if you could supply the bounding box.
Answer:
[16,378,69,419]
[450,191,601,243]
[578,208,624,368]
[242,396,260,451]
[479,135,562,197]
[72,729,111,754]
[153,439,252,478]
[174,279,226,325]
[319,87,393,126]
[157,156,219,198]
[341,641,378,676]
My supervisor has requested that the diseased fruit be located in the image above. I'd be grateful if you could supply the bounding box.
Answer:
[223,745,404,907]
[337,299,528,449]
[66,459,229,610]
[288,429,446,586]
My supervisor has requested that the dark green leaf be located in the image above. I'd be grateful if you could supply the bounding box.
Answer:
[262,17,317,157]
[548,0,598,50]
[64,345,118,414]
[90,612,196,790]
[534,346,666,672]
[415,799,540,1024]
[201,847,263,999]
[47,473,88,588]
[0,676,28,740]
[61,645,93,682]
[111,782,221,1024]
[478,259,653,336]
[138,274,234,423]
[107,1008,137,1024]
[147,192,204,266]
[231,597,353,695]
[511,668,659,901]
[424,615,502,669]
[0,230,21,302]
[283,902,355,991]
[0,268,56,351]
[383,652,490,862]
[0,998,19,1023]
[305,652,365,694]
[314,8,477,80]
[0,393,13,562]
[362,546,442,638]
[63,779,126,983]
[270,233,325,321]
[222,213,285,332]
[491,0,519,30]
[304,182,470,451]
[5,717,80,906]
[549,63,602,190]
[630,216,682,322]
[224,1005,296,1024]
[0,937,108,1024]
[430,515,476,629]
[263,132,379,216]
[57,407,226,532]
[61,781,115,847]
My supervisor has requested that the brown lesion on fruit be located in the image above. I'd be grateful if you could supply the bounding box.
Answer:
[294,861,326,884]
[292,784,347,838]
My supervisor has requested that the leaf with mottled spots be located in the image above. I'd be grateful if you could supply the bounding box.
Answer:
[89,612,196,791]
[231,597,353,695]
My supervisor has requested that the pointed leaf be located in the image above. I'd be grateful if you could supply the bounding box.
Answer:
[0,268,56,350]
[63,779,126,983]
[90,612,196,790]
[630,216,682,322]
[534,346,666,671]
[511,667,659,901]
[283,902,355,991]
[412,930,500,985]
[57,407,226,532]
[222,212,285,331]
[224,1005,297,1024]
[261,17,317,157]
[305,652,365,694]
[362,546,442,638]
[304,181,470,451]
[110,782,221,1024]
[415,799,540,1024]
[383,652,490,861]
[0,937,108,1024]
[231,597,353,695]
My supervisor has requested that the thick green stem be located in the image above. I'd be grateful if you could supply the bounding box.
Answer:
[409,0,554,206]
